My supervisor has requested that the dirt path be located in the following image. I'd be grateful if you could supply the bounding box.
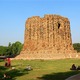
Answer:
[65,74,80,80]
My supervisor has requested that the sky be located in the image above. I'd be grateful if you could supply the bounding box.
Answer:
[0,0,80,46]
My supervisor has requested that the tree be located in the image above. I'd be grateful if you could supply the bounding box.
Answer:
[11,41,23,55]
[73,43,80,52]
[0,46,7,56]
[6,42,12,55]
[0,41,23,56]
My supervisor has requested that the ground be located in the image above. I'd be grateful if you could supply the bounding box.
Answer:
[0,59,80,80]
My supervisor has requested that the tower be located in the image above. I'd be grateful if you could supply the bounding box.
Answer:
[16,15,77,60]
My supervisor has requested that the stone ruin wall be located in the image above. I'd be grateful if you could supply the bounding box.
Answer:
[15,15,77,59]
[23,15,75,53]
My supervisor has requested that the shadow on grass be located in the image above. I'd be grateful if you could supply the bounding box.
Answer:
[0,66,9,78]
[0,66,28,80]
[0,59,4,62]
[7,69,28,80]
[38,70,80,80]
[0,66,8,70]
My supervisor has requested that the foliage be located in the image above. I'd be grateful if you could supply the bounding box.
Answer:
[0,46,7,56]
[0,41,23,56]
[73,43,80,52]
[6,41,23,56]
[11,41,23,55]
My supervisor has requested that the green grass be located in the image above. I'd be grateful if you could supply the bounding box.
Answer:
[0,59,80,80]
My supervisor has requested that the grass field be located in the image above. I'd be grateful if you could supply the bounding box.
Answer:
[0,59,80,80]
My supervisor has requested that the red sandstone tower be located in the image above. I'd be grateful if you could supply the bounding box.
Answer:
[16,15,77,59]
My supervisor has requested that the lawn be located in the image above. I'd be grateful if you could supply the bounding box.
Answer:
[0,59,80,80]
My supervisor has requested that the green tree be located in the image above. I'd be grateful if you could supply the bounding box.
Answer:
[0,41,23,56]
[73,43,80,52]
[0,46,7,56]
[6,42,12,55]
[11,41,23,55]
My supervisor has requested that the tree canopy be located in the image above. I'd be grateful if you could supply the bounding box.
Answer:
[73,43,80,53]
[0,41,23,56]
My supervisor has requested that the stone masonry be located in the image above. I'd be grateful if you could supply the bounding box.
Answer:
[15,14,77,60]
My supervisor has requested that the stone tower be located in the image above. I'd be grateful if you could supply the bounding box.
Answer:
[16,14,77,60]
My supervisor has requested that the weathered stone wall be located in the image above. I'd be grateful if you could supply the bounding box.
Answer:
[15,14,77,60]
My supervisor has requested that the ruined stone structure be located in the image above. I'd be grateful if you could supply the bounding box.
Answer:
[15,14,77,60]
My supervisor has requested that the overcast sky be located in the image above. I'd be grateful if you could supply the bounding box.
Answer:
[0,0,80,46]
